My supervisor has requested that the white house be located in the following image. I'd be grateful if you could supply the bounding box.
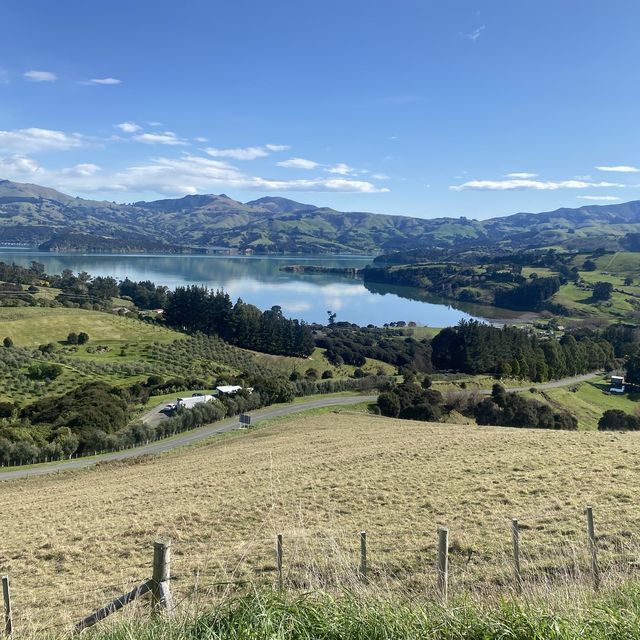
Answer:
[176,394,215,409]
[216,385,243,395]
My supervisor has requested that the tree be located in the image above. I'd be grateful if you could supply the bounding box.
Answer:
[377,392,400,417]
[2,337,13,348]
[67,332,79,345]
[598,409,640,431]
[583,259,597,271]
[78,332,90,345]
[592,281,613,301]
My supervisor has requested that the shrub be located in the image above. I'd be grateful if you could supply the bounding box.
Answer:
[2,337,13,348]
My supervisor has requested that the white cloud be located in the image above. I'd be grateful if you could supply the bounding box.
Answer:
[0,127,85,153]
[0,67,9,84]
[206,145,275,160]
[24,70,57,82]
[371,173,390,180]
[326,163,355,176]
[265,144,290,152]
[595,165,640,173]
[450,178,625,191]
[578,196,622,202]
[505,172,538,179]
[62,163,101,176]
[466,24,486,42]
[115,122,142,133]
[133,131,188,146]
[277,157,320,169]
[0,152,388,196]
[193,136,208,142]
[84,77,122,85]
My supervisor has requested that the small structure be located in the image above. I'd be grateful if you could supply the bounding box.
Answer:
[216,385,243,396]
[176,394,214,409]
[610,375,625,394]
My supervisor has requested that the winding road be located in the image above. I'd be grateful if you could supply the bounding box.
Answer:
[0,395,377,482]
[0,370,603,482]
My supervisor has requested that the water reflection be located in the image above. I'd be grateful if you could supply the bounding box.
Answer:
[0,250,508,326]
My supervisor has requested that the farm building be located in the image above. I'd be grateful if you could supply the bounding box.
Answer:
[176,394,214,409]
[216,385,243,395]
[610,376,625,394]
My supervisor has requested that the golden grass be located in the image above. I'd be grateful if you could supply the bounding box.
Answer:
[2,411,640,631]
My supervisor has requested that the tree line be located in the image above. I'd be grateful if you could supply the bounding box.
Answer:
[164,286,315,357]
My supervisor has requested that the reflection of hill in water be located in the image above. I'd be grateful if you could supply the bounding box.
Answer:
[2,252,372,288]
[363,281,525,322]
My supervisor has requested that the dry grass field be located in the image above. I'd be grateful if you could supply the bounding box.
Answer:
[2,410,640,633]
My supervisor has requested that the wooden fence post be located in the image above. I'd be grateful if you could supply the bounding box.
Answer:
[586,506,600,590]
[437,527,449,602]
[511,518,522,591]
[151,540,174,615]
[276,534,283,591]
[2,575,12,638]
[359,531,367,581]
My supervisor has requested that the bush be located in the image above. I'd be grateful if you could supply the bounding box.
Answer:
[78,331,90,344]
[3,337,13,348]
[377,392,401,417]
[67,332,79,345]
[598,409,640,431]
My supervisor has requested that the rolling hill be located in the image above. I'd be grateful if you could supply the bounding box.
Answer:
[1,178,640,254]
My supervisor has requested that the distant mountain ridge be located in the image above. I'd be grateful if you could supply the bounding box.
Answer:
[0,178,639,254]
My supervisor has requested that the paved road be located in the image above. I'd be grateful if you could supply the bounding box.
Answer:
[0,371,603,483]
[0,395,377,482]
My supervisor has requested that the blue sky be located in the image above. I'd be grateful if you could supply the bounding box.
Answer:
[1,0,640,219]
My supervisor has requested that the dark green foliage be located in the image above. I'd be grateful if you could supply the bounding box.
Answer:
[598,409,640,431]
[377,392,400,417]
[473,385,577,430]
[78,331,90,344]
[67,331,79,345]
[165,287,314,357]
[583,259,597,271]
[0,402,15,418]
[119,278,169,309]
[592,281,614,301]
[2,336,13,348]
[626,351,640,384]
[494,277,560,310]
[27,362,63,380]
[21,382,132,449]
[318,325,432,373]
[431,320,614,380]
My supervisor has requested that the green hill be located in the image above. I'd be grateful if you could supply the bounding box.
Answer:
[3,178,640,254]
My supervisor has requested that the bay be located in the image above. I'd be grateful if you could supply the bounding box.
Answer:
[0,249,523,327]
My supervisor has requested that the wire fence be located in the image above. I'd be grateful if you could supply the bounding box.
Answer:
[3,505,640,637]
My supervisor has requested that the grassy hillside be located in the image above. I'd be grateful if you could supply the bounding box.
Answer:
[3,410,640,631]
[6,178,640,254]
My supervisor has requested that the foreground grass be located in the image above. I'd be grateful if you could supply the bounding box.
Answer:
[3,412,640,630]
[61,587,640,639]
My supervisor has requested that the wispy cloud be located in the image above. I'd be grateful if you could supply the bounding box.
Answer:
[133,131,189,146]
[115,122,142,133]
[0,67,9,84]
[24,70,57,82]
[595,165,640,173]
[466,24,486,42]
[83,77,122,85]
[326,163,356,176]
[277,157,319,169]
[206,144,289,160]
[505,172,538,179]
[0,152,389,196]
[451,178,625,191]
[578,196,622,202]
[0,127,85,153]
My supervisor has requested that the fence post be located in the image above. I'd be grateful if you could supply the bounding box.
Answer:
[2,575,11,638]
[359,531,367,581]
[437,527,449,602]
[151,540,174,614]
[511,518,522,591]
[276,534,283,590]
[586,506,600,590]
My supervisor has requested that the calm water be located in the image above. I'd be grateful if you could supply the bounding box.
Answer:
[0,249,521,327]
